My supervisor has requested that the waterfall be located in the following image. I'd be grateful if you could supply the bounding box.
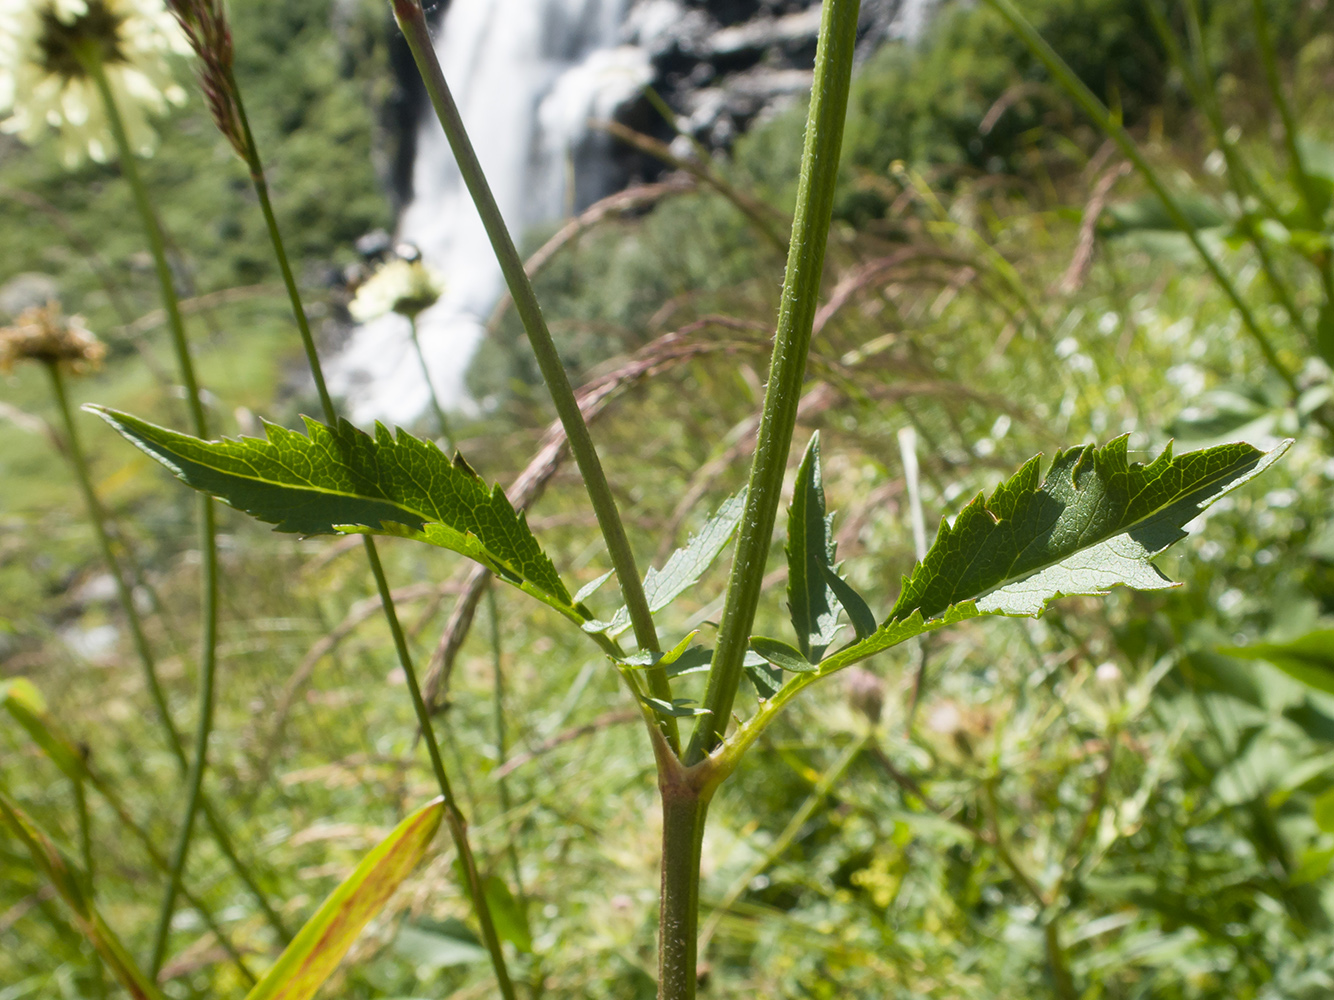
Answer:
[331,0,649,425]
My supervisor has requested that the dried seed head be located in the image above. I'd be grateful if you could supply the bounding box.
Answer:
[0,301,106,373]
[164,0,244,158]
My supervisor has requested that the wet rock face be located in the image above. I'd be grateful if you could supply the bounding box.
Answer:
[619,0,908,153]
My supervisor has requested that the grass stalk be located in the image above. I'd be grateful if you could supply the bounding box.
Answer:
[487,584,524,898]
[390,0,678,751]
[409,314,455,450]
[685,0,862,765]
[222,65,517,994]
[82,53,224,969]
[983,0,1300,397]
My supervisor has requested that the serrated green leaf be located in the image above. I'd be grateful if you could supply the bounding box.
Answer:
[0,793,165,1000]
[88,408,572,612]
[888,436,1288,622]
[821,565,877,640]
[787,434,842,661]
[749,636,818,673]
[244,797,444,1000]
[814,438,1287,678]
[1222,630,1334,696]
[592,492,745,637]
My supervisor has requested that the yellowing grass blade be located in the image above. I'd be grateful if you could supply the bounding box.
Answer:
[0,792,166,1000]
[245,796,445,1000]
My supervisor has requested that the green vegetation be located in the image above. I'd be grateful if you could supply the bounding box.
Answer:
[5,0,1334,997]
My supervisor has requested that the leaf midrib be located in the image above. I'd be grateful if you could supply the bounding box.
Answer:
[930,455,1249,615]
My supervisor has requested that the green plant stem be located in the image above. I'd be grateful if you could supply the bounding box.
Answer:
[83,53,224,969]
[363,538,517,1000]
[391,0,678,752]
[685,0,861,765]
[1250,0,1334,311]
[487,584,524,899]
[983,0,1300,397]
[409,314,455,450]
[225,69,516,993]
[658,768,711,1000]
[49,360,286,949]
[148,489,219,975]
[71,777,105,1000]
[1148,0,1311,344]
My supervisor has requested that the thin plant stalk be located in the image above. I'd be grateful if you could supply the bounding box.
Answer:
[982,0,1300,396]
[1249,0,1334,309]
[487,584,524,898]
[658,3,862,996]
[408,314,455,450]
[390,0,679,752]
[686,0,862,765]
[363,540,518,1000]
[71,777,106,1000]
[219,59,518,996]
[45,361,285,944]
[79,51,224,969]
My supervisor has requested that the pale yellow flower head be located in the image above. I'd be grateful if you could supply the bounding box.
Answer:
[0,301,106,373]
[349,258,446,323]
[0,0,190,167]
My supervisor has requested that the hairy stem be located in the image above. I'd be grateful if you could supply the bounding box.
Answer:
[686,0,862,764]
[83,57,223,971]
[658,771,710,1000]
[391,0,678,750]
[225,68,516,992]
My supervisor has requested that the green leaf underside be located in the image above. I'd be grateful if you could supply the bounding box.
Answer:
[787,434,843,661]
[89,408,571,608]
[592,492,745,637]
[0,793,165,1000]
[244,797,444,1000]
[822,564,877,640]
[639,695,711,718]
[889,436,1289,623]
[817,438,1287,677]
[750,635,818,672]
[1223,631,1334,695]
[744,650,785,699]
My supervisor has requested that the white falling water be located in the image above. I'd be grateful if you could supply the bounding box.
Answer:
[331,0,650,425]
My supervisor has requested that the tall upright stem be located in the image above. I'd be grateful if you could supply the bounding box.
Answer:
[685,0,861,764]
[391,0,679,751]
[658,776,710,1000]
[223,69,517,995]
[82,56,223,969]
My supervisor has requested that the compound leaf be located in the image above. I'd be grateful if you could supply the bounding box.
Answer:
[89,408,572,612]
[245,797,444,1000]
[816,437,1287,677]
